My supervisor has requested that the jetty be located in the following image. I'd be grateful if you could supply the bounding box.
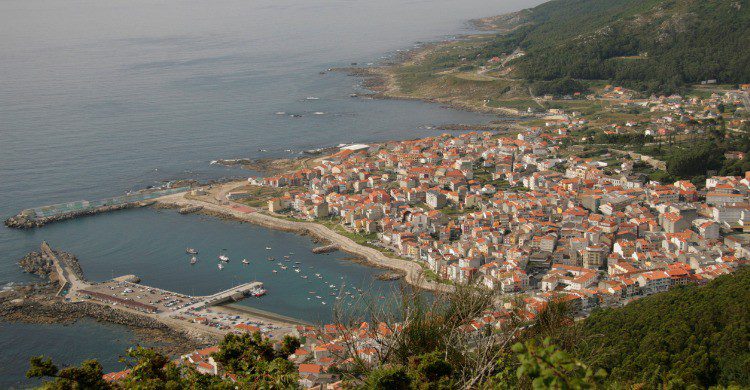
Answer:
[311,244,339,254]
[5,187,190,229]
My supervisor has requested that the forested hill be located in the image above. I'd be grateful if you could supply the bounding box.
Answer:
[485,0,750,93]
[573,267,750,388]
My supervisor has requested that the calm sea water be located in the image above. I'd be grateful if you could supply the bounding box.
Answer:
[0,0,542,386]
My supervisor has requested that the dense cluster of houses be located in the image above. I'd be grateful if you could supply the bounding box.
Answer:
[254,128,746,313]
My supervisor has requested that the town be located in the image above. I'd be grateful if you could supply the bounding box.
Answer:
[119,86,750,388]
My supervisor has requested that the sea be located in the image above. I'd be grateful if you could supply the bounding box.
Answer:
[0,0,542,387]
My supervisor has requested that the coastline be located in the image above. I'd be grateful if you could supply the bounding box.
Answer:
[0,283,208,357]
[156,187,453,294]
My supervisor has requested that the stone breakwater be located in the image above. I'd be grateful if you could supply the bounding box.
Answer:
[18,249,85,282]
[311,244,339,254]
[4,202,151,229]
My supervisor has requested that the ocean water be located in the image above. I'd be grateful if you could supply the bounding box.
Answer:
[0,0,542,385]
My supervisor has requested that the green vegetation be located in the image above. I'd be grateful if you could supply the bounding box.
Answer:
[27,332,301,389]
[477,0,750,94]
[572,267,750,388]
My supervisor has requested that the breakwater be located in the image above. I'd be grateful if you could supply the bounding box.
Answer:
[4,187,190,229]
[311,244,339,254]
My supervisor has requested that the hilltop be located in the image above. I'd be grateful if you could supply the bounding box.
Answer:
[369,0,749,115]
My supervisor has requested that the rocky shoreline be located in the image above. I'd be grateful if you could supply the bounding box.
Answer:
[2,250,212,358]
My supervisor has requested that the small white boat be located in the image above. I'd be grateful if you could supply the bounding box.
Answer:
[265,247,272,250]
[272,270,278,273]
[242,259,249,265]
[186,248,198,254]
[315,295,322,299]
[219,255,229,262]
[301,276,308,279]
[280,265,288,270]
[305,96,319,100]
[321,301,326,305]
[218,263,224,270]
[190,256,198,265]
[294,269,301,273]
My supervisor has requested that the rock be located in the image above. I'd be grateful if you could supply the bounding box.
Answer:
[18,251,53,277]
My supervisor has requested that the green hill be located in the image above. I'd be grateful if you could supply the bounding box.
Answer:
[484,0,750,93]
[572,267,750,388]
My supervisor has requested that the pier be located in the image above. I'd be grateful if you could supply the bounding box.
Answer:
[5,187,190,228]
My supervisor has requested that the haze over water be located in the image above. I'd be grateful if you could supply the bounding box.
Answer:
[0,0,541,386]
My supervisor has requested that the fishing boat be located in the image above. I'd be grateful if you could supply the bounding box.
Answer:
[250,287,267,297]
[218,263,224,270]
[242,259,249,265]
[186,248,198,254]
[190,256,198,265]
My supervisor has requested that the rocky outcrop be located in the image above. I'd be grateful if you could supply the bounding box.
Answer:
[18,251,53,277]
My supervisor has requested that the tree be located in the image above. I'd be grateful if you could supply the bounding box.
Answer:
[363,364,412,390]
[27,356,111,390]
[513,337,606,389]
[279,335,302,359]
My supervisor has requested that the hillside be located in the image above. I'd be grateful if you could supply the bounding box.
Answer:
[572,267,750,388]
[481,0,750,93]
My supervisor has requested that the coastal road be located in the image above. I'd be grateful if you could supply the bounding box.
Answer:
[158,188,454,294]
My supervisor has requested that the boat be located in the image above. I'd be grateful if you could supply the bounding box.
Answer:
[321,302,326,305]
[305,96,319,100]
[190,256,198,265]
[301,276,308,279]
[315,273,321,277]
[265,247,272,250]
[295,261,301,264]
[242,259,249,265]
[283,255,290,259]
[272,270,278,273]
[315,295,322,299]
[250,287,267,297]
[219,254,229,262]
[294,269,301,273]
[218,263,224,270]
[280,265,288,270]
[267,257,275,261]
[186,248,198,254]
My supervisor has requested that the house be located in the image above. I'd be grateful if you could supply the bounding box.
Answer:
[425,190,447,209]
